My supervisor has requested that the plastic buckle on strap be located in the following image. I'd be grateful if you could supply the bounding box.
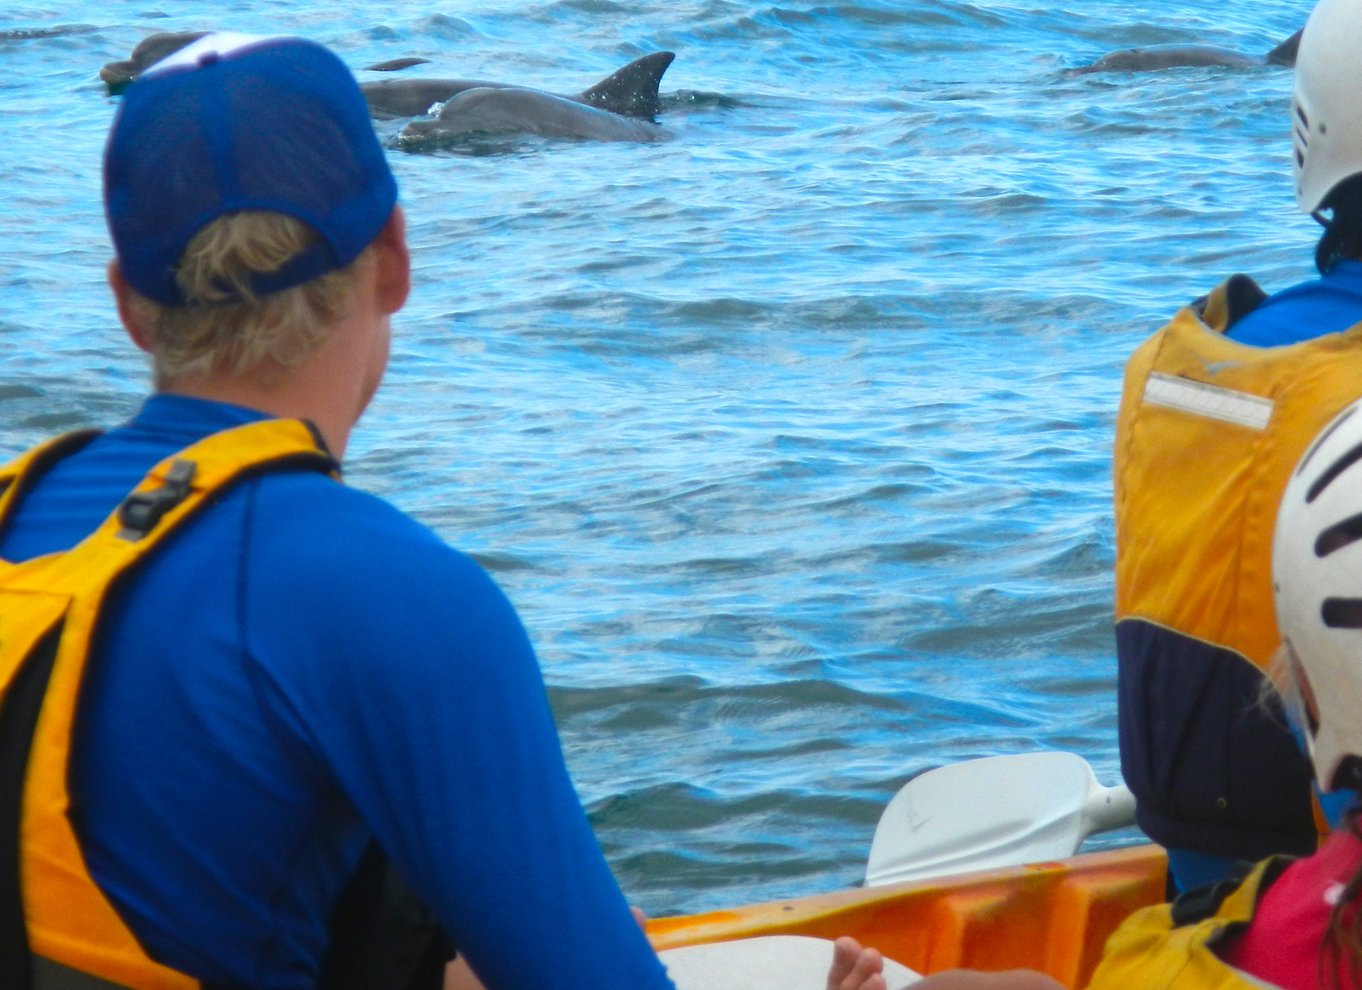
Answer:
[117,459,197,541]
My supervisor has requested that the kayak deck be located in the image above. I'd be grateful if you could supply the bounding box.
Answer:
[648,844,1166,989]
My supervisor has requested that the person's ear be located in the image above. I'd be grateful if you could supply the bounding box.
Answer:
[108,260,154,353]
[372,206,411,316]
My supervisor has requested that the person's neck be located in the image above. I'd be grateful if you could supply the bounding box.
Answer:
[160,380,349,458]
[160,341,369,461]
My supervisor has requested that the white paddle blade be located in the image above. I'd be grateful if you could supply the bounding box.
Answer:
[660,935,921,990]
[865,752,1135,887]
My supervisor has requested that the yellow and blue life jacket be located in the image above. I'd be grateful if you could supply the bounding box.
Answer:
[0,420,446,990]
[1114,275,1362,861]
[1085,856,1292,989]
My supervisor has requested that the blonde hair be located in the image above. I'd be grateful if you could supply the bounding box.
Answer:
[126,211,373,386]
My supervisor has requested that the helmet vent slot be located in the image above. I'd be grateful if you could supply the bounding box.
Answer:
[1306,438,1362,503]
[1316,514,1362,557]
[1322,597,1362,628]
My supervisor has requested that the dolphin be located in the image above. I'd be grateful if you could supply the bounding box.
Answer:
[100,32,437,93]
[364,56,431,73]
[98,34,676,140]
[100,31,209,92]
[398,86,667,146]
[1073,28,1301,74]
[2,25,98,42]
[362,51,675,122]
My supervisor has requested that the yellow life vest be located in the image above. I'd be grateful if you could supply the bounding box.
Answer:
[1114,276,1362,851]
[1085,857,1290,989]
[0,419,336,989]
[1115,275,1362,671]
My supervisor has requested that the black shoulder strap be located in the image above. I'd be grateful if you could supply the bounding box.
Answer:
[0,627,63,989]
[1190,273,1268,331]
[319,842,452,990]
[1220,273,1269,327]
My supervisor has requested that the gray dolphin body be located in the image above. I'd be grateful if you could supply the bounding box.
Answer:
[363,51,675,121]
[388,51,674,146]
[399,87,665,146]
[1074,28,1301,74]
[100,31,209,91]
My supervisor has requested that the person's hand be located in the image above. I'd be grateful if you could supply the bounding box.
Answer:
[827,936,887,990]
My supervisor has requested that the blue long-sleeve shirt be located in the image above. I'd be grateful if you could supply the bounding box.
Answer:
[1,394,674,990]
[1227,259,1362,345]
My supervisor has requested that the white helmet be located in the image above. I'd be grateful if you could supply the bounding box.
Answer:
[1292,0,1362,214]
[1274,399,1362,792]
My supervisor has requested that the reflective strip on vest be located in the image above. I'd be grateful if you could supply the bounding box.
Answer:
[1142,372,1274,431]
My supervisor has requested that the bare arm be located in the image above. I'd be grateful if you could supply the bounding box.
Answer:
[444,957,481,990]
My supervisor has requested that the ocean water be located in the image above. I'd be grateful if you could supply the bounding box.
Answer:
[0,0,1317,915]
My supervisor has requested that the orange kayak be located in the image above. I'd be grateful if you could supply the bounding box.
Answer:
[647,844,1166,989]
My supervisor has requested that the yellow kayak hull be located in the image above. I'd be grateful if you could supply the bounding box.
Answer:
[648,844,1166,989]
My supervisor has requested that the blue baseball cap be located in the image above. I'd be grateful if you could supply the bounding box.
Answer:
[103,33,398,306]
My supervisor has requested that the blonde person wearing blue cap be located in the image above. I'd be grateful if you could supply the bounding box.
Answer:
[0,33,888,990]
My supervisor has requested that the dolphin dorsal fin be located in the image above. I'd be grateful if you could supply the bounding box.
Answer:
[1265,28,1303,68]
[577,51,675,120]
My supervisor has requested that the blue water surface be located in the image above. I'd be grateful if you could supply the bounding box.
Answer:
[0,0,1317,914]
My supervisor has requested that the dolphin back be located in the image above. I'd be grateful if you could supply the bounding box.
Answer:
[577,51,675,120]
[1076,44,1260,74]
[365,51,675,121]
[361,79,511,120]
[400,87,665,146]
[100,30,209,91]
